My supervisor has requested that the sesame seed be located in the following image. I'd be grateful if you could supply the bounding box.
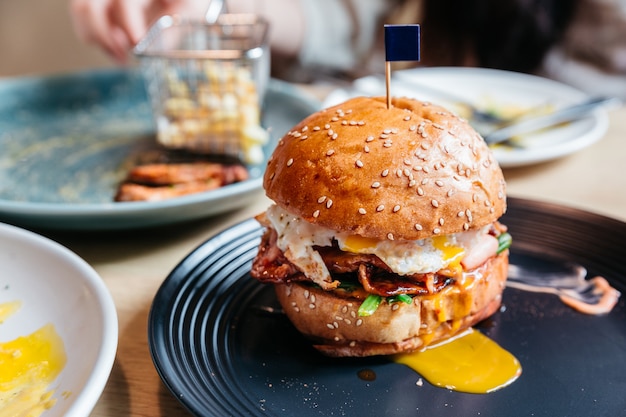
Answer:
[287,158,294,167]
[393,205,401,212]
[408,180,416,187]
[356,160,364,168]
[431,199,439,208]
[380,134,389,139]
[318,196,327,203]
[415,223,423,231]
[331,117,339,122]
[439,218,445,226]
[376,204,385,212]
[383,129,392,134]
[301,126,309,132]
[341,120,348,126]
[358,121,365,126]
[313,126,321,131]
[392,303,400,311]
[326,199,333,208]
[309,303,315,309]
[457,211,465,217]
[342,306,348,314]
[358,208,367,215]
[304,289,310,299]
[409,125,417,131]
[381,169,389,177]
[310,294,316,303]
[313,210,320,218]
[463,223,470,231]
[326,149,335,156]
[301,135,308,140]
[269,172,275,180]
[356,319,363,326]
[417,187,425,196]
[404,116,411,121]
[364,145,370,153]
[383,140,393,147]
[366,135,375,142]
[435,180,444,187]
[293,132,301,138]
[433,227,441,234]
[371,182,381,188]
[328,129,334,136]
[349,121,357,126]
[332,133,338,140]
[387,233,394,240]
[324,124,331,129]
[326,323,335,329]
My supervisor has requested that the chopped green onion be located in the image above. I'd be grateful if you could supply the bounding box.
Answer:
[497,232,512,254]
[357,294,382,317]
[389,294,413,305]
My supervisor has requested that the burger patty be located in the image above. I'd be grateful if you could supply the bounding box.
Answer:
[251,227,455,297]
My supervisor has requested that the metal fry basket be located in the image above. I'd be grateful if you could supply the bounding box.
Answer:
[134,14,270,163]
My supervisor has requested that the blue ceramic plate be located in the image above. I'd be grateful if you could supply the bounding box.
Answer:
[0,69,319,231]
[149,197,626,417]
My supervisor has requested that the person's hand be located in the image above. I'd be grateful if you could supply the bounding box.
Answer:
[70,0,207,63]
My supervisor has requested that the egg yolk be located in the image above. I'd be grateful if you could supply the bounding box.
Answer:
[0,301,67,416]
[432,236,465,275]
[393,328,521,393]
[341,235,380,252]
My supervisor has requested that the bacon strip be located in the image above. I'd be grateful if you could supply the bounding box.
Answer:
[125,162,248,185]
[115,162,248,202]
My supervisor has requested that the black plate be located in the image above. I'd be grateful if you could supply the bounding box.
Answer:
[149,197,626,417]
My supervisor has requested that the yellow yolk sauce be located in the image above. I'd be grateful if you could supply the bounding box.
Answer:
[393,328,521,394]
[0,301,67,416]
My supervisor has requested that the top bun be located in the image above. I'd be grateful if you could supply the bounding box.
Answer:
[263,96,506,241]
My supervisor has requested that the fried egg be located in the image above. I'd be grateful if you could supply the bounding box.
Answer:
[265,205,488,287]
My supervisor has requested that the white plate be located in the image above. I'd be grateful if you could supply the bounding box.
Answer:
[323,67,609,168]
[0,222,118,417]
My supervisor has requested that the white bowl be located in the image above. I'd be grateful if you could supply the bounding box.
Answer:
[0,222,118,416]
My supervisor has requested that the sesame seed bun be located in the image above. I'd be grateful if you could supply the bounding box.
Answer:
[264,96,506,240]
[274,251,508,357]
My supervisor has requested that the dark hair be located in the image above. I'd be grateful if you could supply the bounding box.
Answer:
[421,0,580,73]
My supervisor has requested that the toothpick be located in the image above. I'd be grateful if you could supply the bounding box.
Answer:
[386,61,392,109]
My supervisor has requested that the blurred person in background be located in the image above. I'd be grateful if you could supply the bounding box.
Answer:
[70,0,626,98]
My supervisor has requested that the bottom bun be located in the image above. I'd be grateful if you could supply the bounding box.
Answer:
[274,252,509,357]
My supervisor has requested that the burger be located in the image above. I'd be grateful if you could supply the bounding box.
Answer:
[250,96,510,357]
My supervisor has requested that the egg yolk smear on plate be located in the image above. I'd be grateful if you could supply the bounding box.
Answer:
[0,300,67,417]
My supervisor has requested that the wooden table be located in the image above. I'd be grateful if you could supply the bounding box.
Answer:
[43,94,625,417]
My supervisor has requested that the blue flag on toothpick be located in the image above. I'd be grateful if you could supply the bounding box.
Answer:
[385,24,421,62]
[384,24,421,108]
